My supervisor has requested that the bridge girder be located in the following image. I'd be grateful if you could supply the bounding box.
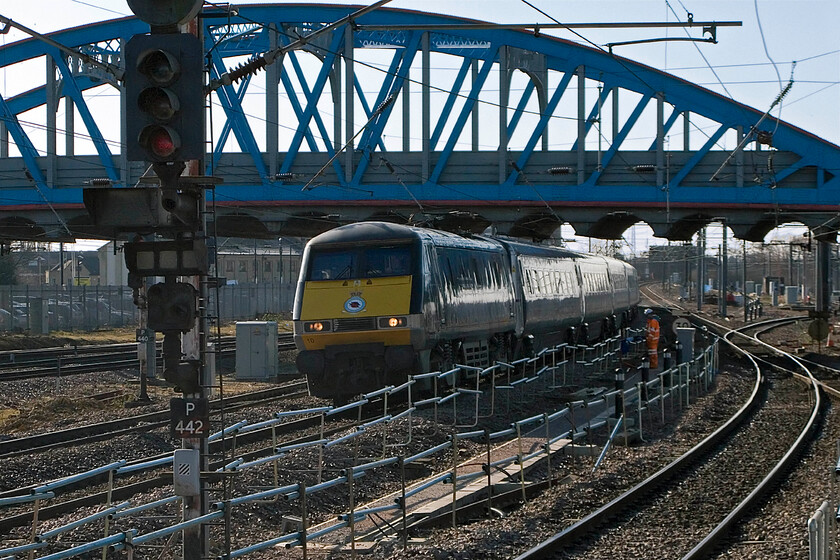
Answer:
[0,5,836,244]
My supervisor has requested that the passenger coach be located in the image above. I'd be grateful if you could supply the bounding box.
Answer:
[293,222,639,402]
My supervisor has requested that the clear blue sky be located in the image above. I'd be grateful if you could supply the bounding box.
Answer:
[0,1,836,252]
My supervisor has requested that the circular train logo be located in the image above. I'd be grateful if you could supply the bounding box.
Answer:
[344,296,366,313]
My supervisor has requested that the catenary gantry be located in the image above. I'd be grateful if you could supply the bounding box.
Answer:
[0,4,838,243]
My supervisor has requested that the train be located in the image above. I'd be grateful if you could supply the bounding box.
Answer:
[293,221,640,402]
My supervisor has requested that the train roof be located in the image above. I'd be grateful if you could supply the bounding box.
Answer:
[307,221,420,245]
[489,236,588,260]
[307,223,636,270]
[306,221,501,251]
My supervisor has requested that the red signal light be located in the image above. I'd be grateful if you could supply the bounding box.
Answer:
[139,125,180,159]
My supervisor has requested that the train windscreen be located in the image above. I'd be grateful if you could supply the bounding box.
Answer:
[307,246,412,280]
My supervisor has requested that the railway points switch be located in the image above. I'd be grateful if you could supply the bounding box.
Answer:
[235,321,279,380]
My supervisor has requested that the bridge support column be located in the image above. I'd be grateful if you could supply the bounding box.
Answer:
[266,24,279,178]
[422,31,430,182]
[577,65,585,184]
[46,55,57,186]
[656,93,664,187]
[498,45,508,184]
[345,27,355,183]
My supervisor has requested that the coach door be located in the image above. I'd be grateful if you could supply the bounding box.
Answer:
[424,244,445,335]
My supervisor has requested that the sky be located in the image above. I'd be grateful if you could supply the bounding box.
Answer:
[0,0,837,254]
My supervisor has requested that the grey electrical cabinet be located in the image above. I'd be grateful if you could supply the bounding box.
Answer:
[235,321,279,380]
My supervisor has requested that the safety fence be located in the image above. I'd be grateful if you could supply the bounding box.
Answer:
[0,282,295,333]
[0,333,721,560]
[807,501,834,560]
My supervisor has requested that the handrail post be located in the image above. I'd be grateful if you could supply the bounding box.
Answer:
[484,429,493,513]
[300,482,308,560]
[29,497,42,560]
[516,421,527,503]
[348,470,356,558]
[544,412,552,490]
[101,467,116,560]
[399,458,407,551]
[636,381,645,443]
[659,371,666,424]
[451,433,459,529]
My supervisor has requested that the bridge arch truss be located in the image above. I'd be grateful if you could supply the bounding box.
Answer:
[0,4,837,242]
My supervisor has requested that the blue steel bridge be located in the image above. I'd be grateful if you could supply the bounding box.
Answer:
[0,4,838,243]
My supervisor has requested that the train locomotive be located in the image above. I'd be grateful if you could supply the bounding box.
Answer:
[293,221,640,402]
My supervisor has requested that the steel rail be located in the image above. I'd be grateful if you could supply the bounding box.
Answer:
[681,317,824,559]
[0,404,366,533]
[514,317,818,559]
[0,382,306,458]
[0,334,294,380]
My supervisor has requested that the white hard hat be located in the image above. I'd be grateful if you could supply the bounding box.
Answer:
[644,308,653,315]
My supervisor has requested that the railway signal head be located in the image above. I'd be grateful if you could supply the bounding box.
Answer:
[165,361,201,394]
[128,0,203,28]
[124,33,204,164]
[147,281,197,332]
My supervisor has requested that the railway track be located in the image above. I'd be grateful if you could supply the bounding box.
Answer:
[512,318,823,558]
[3,302,833,558]
[0,380,341,532]
[0,333,296,380]
[0,381,308,459]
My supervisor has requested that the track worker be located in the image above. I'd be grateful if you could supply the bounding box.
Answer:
[645,308,660,369]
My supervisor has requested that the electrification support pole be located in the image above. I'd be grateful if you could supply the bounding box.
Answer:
[743,241,748,322]
[717,246,722,316]
[697,229,704,311]
[721,223,728,317]
[816,238,830,316]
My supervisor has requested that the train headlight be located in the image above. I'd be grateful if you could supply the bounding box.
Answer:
[378,316,407,328]
[304,321,331,332]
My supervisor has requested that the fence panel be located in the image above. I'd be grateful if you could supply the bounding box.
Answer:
[0,282,294,332]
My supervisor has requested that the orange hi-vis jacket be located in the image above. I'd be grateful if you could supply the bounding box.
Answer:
[646,317,660,349]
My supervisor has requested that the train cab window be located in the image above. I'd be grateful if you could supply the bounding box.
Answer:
[308,251,355,280]
[363,246,412,278]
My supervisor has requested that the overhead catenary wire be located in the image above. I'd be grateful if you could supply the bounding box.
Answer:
[708,74,794,183]
[300,94,395,192]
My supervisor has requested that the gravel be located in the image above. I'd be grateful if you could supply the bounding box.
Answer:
[1,313,837,559]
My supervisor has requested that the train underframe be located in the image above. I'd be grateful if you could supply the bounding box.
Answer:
[300,309,636,404]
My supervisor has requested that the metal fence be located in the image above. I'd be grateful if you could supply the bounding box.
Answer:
[0,282,296,333]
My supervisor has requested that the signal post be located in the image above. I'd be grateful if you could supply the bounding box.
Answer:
[83,1,214,558]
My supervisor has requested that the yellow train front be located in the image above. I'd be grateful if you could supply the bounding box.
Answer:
[293,223,425,401]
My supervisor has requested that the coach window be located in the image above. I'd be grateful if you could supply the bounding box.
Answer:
[470,257,482,288]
